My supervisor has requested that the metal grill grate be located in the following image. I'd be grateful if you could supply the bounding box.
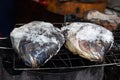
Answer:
[9,23,120,71]
[0,23,120,71]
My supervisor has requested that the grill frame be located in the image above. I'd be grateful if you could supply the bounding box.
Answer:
[0,12,120,71]
[7,23,120,71]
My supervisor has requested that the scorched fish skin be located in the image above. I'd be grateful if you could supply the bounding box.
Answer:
[10,21,65,67]
[62,22,114,62]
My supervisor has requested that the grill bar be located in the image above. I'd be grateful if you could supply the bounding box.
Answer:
[0,15,120,71]
[12,27,120,70]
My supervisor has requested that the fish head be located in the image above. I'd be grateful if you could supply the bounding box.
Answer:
[79,40,113,62]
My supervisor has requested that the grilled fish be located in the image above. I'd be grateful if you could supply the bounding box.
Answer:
[10,21,65,67]
[84,10,120,31]
[62,22,114,62]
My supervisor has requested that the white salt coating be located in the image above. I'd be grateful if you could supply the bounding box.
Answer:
[105,9,117,15]
[87,10,120,23]
[10,21,63,52]
[62,22,114,43]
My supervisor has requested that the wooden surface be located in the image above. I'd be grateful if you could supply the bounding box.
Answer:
[46,0,106,18]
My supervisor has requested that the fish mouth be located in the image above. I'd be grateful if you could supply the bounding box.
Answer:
[90,51,104,62]
[80,50,104,63]
[78,40,105,62]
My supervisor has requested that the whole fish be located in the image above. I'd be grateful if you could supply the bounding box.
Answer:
[84,10,120,31]
[62,22,114,62]
[10,21,65,67]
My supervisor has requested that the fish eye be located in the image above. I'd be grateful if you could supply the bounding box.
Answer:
[96,41,102,47]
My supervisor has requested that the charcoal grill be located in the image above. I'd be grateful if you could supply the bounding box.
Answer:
[0,22,120,72]
[0,8,120,72]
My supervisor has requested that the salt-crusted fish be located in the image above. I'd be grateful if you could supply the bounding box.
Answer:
[84,10,120,31]
[10,21,65,67]
[62,22,114,62]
